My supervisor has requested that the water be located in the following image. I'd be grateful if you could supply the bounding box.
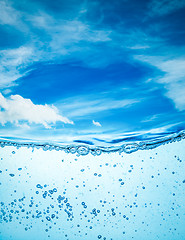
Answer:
[1,0,185,239]
[0,134,185,240]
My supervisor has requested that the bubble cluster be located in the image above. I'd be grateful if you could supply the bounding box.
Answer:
[0,141,185,240]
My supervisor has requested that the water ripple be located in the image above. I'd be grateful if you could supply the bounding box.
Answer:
[0,130,185,156]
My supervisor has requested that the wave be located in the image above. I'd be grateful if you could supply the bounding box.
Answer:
[0,130,185,156]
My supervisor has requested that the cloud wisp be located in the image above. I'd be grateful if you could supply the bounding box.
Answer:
[0,0,112,90]
[148,0,185,17]
[0,46,36,89]
[92,120,102,127]
[135,55,185,111]
[0,93,73,128]
[58,96,140,118]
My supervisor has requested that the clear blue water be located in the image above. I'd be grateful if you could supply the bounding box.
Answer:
[0,133,185,240]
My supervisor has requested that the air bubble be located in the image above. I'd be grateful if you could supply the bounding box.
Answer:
[77,146,89,156]
[36,184,43,189]
[9,174,15,177]
[124,144,139,153]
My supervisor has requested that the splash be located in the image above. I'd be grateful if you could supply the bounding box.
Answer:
[0,130,185,156]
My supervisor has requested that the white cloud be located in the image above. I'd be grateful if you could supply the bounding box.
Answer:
[31,12,111,42]
[1,46,34,67]
[148,0,185,16]
[147,122,184,134]
[0,0,20,26]
[92,120,102,127]
[58,96,140,118]
[135,55,185,111]
[0,3,112,90]
[141,114,160,123]
[0,0,27,32]
[0,93,73,128]
[128,45,150,50]
[30,14,111,54]
[0,46,37,88]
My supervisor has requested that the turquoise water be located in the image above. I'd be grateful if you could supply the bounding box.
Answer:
[0,134,185,240]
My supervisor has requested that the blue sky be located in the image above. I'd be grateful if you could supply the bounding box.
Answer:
[0,0,185,144]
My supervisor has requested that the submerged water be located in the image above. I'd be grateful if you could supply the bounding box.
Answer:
[0,134,185,240]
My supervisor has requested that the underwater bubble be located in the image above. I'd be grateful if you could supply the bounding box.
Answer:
[46,216,51,221]
[69,146,77,154]
[42,191,47,198]
[36,184,43,189]
[9,174,15,177]
[91,148,102,156]
[124,143,139,153]
[77,146,89,156]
